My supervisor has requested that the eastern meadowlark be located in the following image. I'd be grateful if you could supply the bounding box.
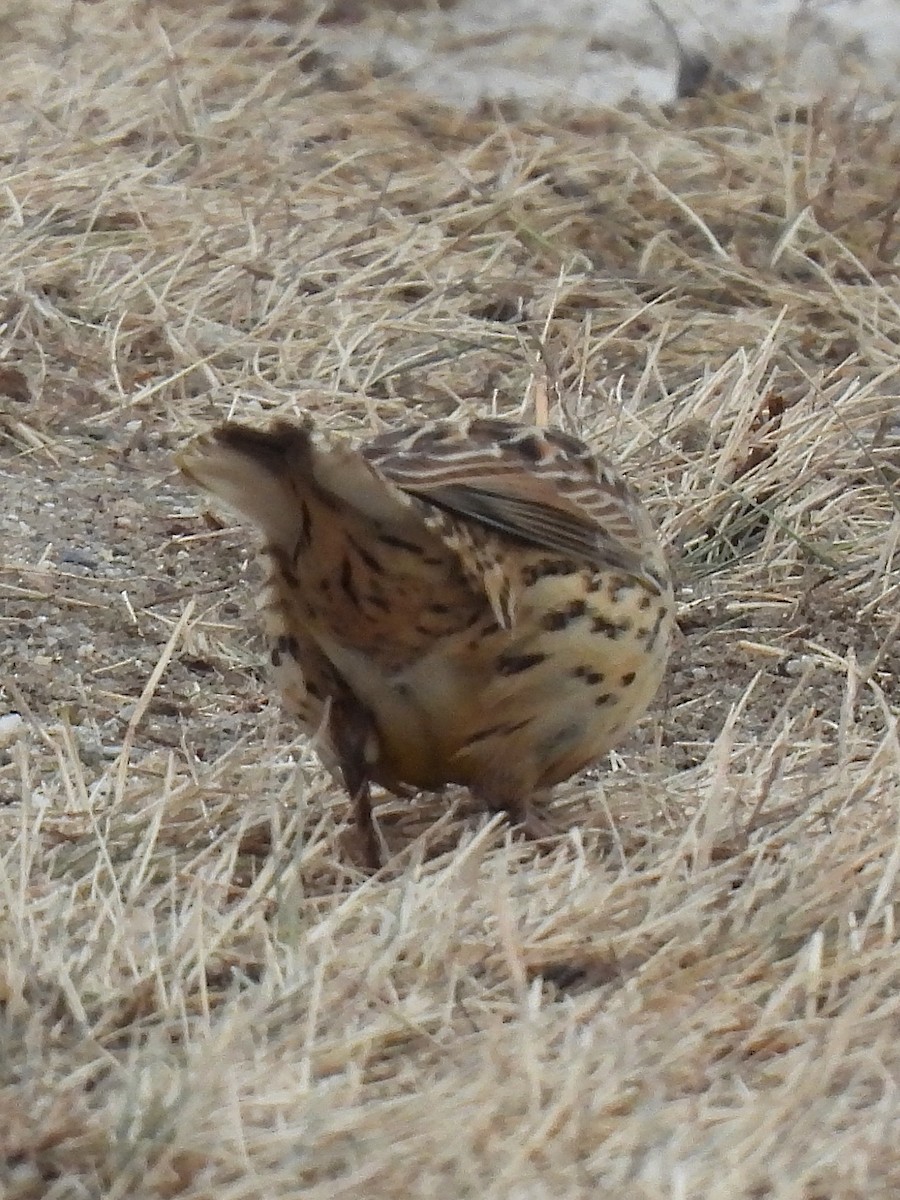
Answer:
[178,413,673,865]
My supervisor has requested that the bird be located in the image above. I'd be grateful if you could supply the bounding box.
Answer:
[177,411,674,866]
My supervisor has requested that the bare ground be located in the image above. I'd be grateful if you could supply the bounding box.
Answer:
[1,3,899,1198]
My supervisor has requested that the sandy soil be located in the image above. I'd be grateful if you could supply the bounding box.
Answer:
[1,2,899,1197]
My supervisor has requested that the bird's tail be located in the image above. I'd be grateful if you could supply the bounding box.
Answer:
[176,416,417,547]
[176,418,319,547]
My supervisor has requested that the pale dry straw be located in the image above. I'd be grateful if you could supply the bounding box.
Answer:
[0,2,898,1197]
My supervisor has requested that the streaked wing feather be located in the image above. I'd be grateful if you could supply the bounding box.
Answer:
[420,484,649,579]
[364,419,661,589]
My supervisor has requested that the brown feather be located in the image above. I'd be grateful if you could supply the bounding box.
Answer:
[176,411,674,866]
[363,419,664,591]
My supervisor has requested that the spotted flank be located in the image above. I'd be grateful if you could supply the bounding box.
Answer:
[177,411,674,864]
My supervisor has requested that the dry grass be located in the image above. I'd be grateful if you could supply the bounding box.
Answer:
[1,2,899,1197]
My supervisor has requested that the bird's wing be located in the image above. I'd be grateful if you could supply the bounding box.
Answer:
[363,417,667,592]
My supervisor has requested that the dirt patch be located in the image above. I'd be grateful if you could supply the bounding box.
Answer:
[1,4,899,1197]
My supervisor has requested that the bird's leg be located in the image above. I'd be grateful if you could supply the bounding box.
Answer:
[346,773,380,870]
[518,796,556,840]
[331,699,383,869]
[472,774,555,841]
